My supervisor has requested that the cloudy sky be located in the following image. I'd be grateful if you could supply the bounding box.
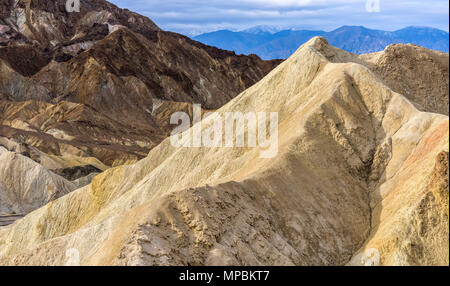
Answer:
[108,0,449,36]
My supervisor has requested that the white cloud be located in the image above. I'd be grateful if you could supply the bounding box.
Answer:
[108,0,449,35]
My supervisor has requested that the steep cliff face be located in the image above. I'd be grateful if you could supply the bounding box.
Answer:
[0,38,447,266]
[0,0,280,170]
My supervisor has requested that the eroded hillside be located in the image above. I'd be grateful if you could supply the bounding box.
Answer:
[0,37,447,266]
[0,0,280,175]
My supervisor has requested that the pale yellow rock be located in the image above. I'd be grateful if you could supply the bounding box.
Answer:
[0,37,448,266]
[0,147,76,215]
[0,136,108,172]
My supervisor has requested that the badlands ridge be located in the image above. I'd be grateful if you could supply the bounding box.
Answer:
[0,36,448,266]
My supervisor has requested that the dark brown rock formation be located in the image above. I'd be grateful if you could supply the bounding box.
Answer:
[0,0,281,170]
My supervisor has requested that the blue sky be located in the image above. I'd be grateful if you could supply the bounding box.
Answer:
[108,0,450,36]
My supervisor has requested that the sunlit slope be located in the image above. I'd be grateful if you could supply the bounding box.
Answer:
[0,147,75,215]
[0,37,447,266]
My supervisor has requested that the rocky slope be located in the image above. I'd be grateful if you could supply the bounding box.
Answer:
[360,44,449,115]
[0,146,75,215]
[0,37,447,266]
[0,0,280,172]
[303,39,449,116]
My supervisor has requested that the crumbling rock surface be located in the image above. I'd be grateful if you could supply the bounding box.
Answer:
[0,0,280,171]
[309,38,449,115]
[0,38,447,266]
[0,146,75,215]
[361,44,449,115]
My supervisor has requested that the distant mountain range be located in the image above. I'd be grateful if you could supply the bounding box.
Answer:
[193,26,450,59]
